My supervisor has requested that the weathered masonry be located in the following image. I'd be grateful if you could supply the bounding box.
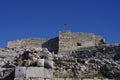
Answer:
[58,30,103,52]
[7,30,104,53]
[7,38,58,53]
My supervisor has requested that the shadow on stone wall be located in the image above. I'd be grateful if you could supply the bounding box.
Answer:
[42,37,58,54]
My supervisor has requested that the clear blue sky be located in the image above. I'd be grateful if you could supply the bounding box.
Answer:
[0,0,120,47]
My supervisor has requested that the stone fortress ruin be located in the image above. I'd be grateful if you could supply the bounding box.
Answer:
[0,30,120,80]
[7,30,104,53]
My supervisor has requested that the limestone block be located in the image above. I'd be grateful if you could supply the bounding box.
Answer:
[14,78,23,80]
[15,67,26,78]
[14,78,30,80]
[26,67,44,78]
[44,68,53,78]
[30,78,44,80]
[83,79,94,80]
[65,78,78,80]
[93,78,101,80]
[44,60,53,68]
[53,78,64,80]
[45,79,52,80]
[36,59,44,67]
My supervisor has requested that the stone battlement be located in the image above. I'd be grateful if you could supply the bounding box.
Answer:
[7,30,105,53]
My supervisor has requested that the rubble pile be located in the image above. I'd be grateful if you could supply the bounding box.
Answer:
[53,45,120,79]
[0,47,53,80]
[0,45,119,79]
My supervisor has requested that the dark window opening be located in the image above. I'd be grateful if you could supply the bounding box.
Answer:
[99,39,106,44]
[77,43,82,46]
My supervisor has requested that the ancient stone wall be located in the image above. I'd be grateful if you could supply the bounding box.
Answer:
[42,37,58,52]
[7,30,103,53]
[7,38,58,52]
[95,35,104,45]
[7,38,48,48]
[58,30,73,52]
[58,30,102,53]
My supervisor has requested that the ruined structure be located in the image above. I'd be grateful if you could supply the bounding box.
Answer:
[7,38,58,53]
[7,30,104,53]
[0,30,120,80]
[58,30,103,52]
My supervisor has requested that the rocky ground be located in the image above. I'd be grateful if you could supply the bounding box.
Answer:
[0,44,120,79]
[54,44,120,79]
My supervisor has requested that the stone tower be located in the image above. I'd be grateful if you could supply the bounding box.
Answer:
[58,30,103,53]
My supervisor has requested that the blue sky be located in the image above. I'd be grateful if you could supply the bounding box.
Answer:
[0,0,120,47]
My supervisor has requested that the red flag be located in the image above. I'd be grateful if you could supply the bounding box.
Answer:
[64,23,67,27]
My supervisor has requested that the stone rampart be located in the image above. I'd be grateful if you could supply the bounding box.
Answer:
[7,38,58,52]
[7,30,104,53]
[58,30,100,52]
[7,38,47,48]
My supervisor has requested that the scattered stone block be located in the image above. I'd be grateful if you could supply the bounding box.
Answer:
[14,78,23,80]
[66,78,81,80]
[37,59,44,67]
[31,78,44,80]
[44,79,53,80]
[83,79,95,80]
[53,78,65,80]
[26,67,44,78]
[44,60,53,68]
[14,78,30,80]
[15,67,26,78]
[44,68,53,78]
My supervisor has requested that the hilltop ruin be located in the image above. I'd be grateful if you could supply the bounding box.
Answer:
[7,30,106,53]
[0,30,119,80]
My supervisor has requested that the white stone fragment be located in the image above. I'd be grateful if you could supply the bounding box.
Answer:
[44,60,54,68]
[44,68,53,78]
[37,59,44,67]
[14,78,30,80]
[26,67,44,78]
[15,67,26,78]
[30,78,44,80]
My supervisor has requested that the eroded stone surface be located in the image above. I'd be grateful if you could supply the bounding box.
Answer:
[44,69,53,78]
[15,67,26,78]
[26,67,44,78]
